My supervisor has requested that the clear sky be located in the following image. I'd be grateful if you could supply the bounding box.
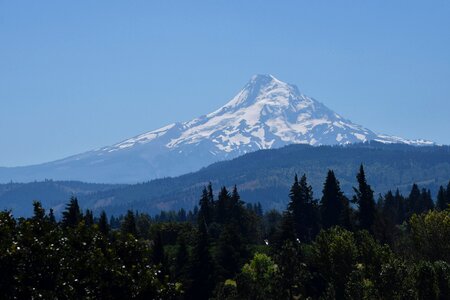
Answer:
[1,1,449,167]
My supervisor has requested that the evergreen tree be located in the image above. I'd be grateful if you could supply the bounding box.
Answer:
[216,223,244,281]
[198,187,212,227]
[121,210,137,236]
[229,185,245,225]
[187,217,214,299]
[174,237,189,281]
[84,209,94,227]
[32,201,45,221]
[61,196,82,228]
[216,186,230,224]
[207,182,215,205]
[407,183,422,216]
[98,211,110,236]
[407,184,434,216]
[394,189,406,223]
[353,165,376,232]
[277,211,297,246]
[287,174,319,241]
[320,170,349,229]
[437,186,446,211]
[421,188,435,212]
[48,208,56,223]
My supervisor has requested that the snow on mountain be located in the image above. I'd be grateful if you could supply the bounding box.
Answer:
[0,74,433,183]
[102,74,431,155]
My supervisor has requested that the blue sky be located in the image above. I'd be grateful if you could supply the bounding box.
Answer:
[1,1,449,167]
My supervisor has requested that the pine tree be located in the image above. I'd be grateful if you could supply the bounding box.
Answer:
[407,184,434,216]
[32,201,45,221]
[84,209,94,227]
[216,186,230,224]
[353,165,376,232]
[216,223,244,281]
[320,170,349,229]
[277,211,297,245]
[230,185,244,224]
[48,208,56,223]
[121,210,137,236]
[421,188,434,212]
[174,237,189,281]
[98,211,110,236]
[407,183,422,216]
[198,187,212,226]
[61,196,82,228]
[287,174,319,241]
[187,215,214,299]
[394,189,406,223]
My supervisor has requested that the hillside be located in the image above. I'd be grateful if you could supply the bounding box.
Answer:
[3,142,448,216]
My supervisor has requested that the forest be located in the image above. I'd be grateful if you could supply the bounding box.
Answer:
[1,165,450,299]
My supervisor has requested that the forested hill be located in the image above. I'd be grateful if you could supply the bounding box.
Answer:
[1,142,450,216]
[0,181,123,217]
[81,142,450,215]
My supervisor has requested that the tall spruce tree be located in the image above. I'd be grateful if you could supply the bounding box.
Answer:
[407,183,422,216]
[437,185,449,211]
[198,187,212,226]
[216,223,244,281]
[61,196,82,228]
[187,210,214,299]
[230,185,245,223]
[287,174,319,241]
[353,165,376,232]
[48,208,56,223]
[98,211,110,236]
[320,170,349,229]
[407,184,434,216]
[84,209,94,227]
[394,189,406,223]
[121,210,137,236]
[421,188,435,212]
[32,201,45,221]
[216,186,230,224]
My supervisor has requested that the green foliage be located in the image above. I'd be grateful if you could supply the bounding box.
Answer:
[287,174,320,242]
[236,253,280,300]
[320,170,352,229]
[0,207,179,299]
[409,209,450,262]
[2,167,450,299]
[353,165,376,232]
[61,196,82,228]
[121,210,137,236]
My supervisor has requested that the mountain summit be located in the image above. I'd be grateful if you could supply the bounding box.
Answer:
[0,75,432,183]
[104,74,430,154]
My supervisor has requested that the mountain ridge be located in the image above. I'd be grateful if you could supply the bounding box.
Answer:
[2,142,449,217]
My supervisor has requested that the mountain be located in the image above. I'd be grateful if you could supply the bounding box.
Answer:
[2,143,449,217]
[0,74,432,183]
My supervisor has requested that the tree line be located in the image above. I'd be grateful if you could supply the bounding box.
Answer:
[1,164,450,299]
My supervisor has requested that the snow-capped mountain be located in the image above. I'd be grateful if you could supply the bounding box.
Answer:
[0,74,432,183]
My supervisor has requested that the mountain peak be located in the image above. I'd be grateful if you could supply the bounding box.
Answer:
[248,74,288,90]
[0,74,433,183]
[250,73,278,82]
